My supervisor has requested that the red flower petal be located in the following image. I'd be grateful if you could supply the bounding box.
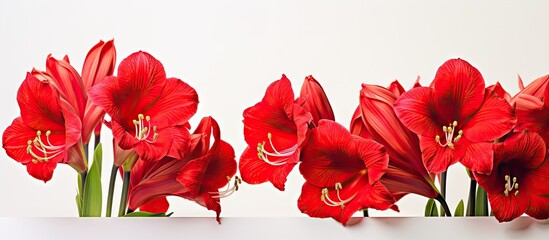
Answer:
[388,80,406,97]
[139,197,169,213]
[355,138,388,183]
[458,139,493,175]
[349,107,371,139]
[262,74,295,113]
[201,141,237,190]
[81,39,116,91]
[502,131,546,169]
[462,90,515,143]
[299,75,335,125]
[488,193,528,222]
[297,182,349,225]
[299,120,364,187]
[394,87,439,137]
[26,160,57,183]
[146,78,199,128]
[46,56,87,117]
[419,136,461,174]
[17,73,65,131]
[239,146,298,191]
[432,59,485,120]
[3,117,41,164]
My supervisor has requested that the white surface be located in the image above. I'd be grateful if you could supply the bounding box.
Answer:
[1,217,548,240]
[1,0,549,218]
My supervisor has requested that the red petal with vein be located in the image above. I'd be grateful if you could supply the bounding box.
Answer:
[26,160,57,183]
[148,78,199,128]
[388,80,405,97]
[463,89,516,143]
[18,73,65,131]
[432,59,485,120]
[359,84,437,198]
[139,197,169,214]
[299,120,366,187]
[81,40,116,91]
[487,82,511,102]
[458,139,493,174]
[127,157,188,210]
[420,137,461,174]
[349,107,371,139]
[394,87,439,137]
[239,146,297,190]
[488,193,528,222]
[3,118,45,164]
[299,75,335,125]
[297,182,353,225]
[514,94,549,143]
[46,56,86,118]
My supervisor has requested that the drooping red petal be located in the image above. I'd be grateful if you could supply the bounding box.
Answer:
[26,160,57,183]
[394,87,439,137]
[17,73,65,131]
[299,75,335,125]
[432,58,485,121]
[462,89,515,143]
[146,78,199,128]
[139,196,170,213]
[299,120,364,188]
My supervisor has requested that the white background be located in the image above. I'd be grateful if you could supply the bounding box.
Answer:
[1,0,549,218]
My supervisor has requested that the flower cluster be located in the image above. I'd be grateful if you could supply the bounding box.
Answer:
[2,41,239,221]
[240,59,549,224]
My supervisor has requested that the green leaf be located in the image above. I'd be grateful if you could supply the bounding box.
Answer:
[76,174,83,217]
[475,185,488,216]
[122,211,168,217]
[454,199,464,217]
[82,143,103,217]
[424,199,439,217]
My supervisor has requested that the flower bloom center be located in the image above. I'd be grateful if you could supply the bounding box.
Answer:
[133,114,158,143]
[320,182,358,209]
[256,132,297,166]
[435,121,463,149]
[26,130,64,163]
[504,174,519,196]
[209,176,242,199]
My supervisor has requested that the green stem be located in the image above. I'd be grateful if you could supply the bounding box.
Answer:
[106,165,118,217]
[435,194,452,217]
[439,171,447,216]
[467,179,477,216]
[94,134,101,151]
[80,171,88,195]
[118,171,131,217]
[363,209,369,217]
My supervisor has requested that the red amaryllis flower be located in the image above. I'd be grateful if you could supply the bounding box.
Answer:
[299,75,335,125]
[32,40,116,145]
[487,82,511,103]
[127,117,239,222]
[474,131,549,222]
[357,84,438,200]
[298,120,396,225]
[3,73,84,182]
[89,51,198,161]
[394,59,516,174]
[239,75,313,190]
